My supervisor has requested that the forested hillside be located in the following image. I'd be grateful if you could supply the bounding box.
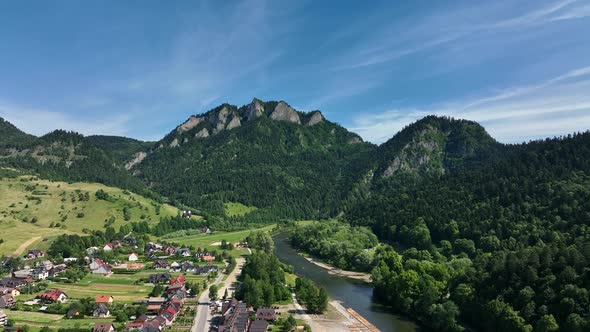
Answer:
[346,130,590,331]
[0,127,149,194]
[133,99,373,219]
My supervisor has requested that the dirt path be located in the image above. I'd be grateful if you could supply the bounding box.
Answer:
[14,236,41,255]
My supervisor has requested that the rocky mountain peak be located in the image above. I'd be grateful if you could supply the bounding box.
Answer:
[270,101,301,124]
[245,98,265,121]
[306,111,325,126]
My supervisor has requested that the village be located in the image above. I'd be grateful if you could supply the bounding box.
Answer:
[0,228,310,332]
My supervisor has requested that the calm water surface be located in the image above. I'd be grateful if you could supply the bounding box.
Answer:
[273,232,417,332]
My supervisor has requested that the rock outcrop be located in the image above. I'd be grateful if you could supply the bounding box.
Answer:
[125,151,147,170]
[226,114,241,130]
[270,102,301,124]
[245,98,264,121]
[194,128,210,138]
[211,106,231,133]
[169,138,179,148]
[177,116,203,133]
[306,111,324,126]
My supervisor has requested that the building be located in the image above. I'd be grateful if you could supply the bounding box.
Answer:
[93,322,115,332]
[0,287,19,297]
[32,267,49,280]
[95,295,114,305]
[25,249,45,260]
[103,244,114,252]
[93,303,110,318]
[37,289,68,303]
[149,273,171,284]
[128,253,139,262]
[152,260,169,270]
[0,309,7,327]
[0,294,15,308]
[66,308,82,319]
[249,319,268,332]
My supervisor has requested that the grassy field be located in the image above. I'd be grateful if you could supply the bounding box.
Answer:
[165,224,275,254]
[223,202,257,217]
[8,310,114,331]
[0,175,184,255]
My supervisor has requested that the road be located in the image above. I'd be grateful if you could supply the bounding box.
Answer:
[191,256,246,332]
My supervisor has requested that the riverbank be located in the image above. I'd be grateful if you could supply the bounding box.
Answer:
[303,256,372,283]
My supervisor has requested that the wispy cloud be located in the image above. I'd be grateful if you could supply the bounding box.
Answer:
[350,65,590,144]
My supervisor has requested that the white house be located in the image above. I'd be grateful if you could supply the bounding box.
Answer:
[103,244,113,252]
[128,253,139,262]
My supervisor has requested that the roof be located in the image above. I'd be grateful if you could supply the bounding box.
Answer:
[95,295,113,303]
[249,320,269,332]
[94,303,110,314]
[37,289,66,302]
[93,322,113,332]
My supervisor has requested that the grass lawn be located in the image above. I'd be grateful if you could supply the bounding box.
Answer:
[0,176,184,255]
[223,202,257,217]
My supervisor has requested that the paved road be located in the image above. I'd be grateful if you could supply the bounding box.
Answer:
[191,256,246,332]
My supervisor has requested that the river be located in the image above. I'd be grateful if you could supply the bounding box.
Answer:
[273,232,417,332]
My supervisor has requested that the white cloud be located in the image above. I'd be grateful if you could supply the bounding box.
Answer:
[350,65,590,144]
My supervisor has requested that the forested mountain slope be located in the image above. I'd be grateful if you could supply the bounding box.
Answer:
[132,99,373,218]
[345,129,590,331]
[0,127,147,193]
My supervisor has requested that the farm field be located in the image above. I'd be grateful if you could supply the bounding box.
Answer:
[0,175,186,255]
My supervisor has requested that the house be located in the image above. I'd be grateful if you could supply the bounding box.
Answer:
[128,253,139,262]
[66,308,82,319]
[249,320,268,332]
[0,277,31,289]
[152,260,169,270]
[64,257,78,263]
[202,255,214,262]
[125,314,148,330]
[39,260,53,271]
[201,227,211,234]
[32,267,49,280]
[162,245,177,256]
[95,295,114,305]
[25,249,44,260]
[89,259,106,270]
[0,294,15,308]
[93,303,110,318]
[149,273,171,284]
[181,261,195,272]
[177,248,191,257]
[12,269,31,279]
[37,289,68,303]
[0,309,7,327]
[0,287,19,297]
[93,322,115,332]
[170,261,180,271]
[255,307,277,321]
[103,244,113,252]
[48,264,68,278]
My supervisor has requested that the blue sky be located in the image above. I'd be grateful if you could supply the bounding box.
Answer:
[1,0,589,144]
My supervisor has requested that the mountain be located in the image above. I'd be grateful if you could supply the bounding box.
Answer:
[0,117,36,148]
[376,115,499,177]
[0,126,147,193]
[345,127,590,331]
[130,98,372,218]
